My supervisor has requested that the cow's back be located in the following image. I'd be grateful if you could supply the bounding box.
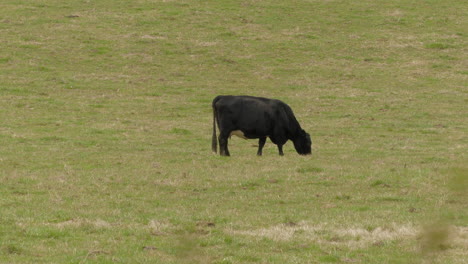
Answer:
[213,95,278,120]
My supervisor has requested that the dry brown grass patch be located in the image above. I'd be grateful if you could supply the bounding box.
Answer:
[230,222,468,252]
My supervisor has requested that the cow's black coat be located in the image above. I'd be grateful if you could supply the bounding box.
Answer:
[212,95,312,156]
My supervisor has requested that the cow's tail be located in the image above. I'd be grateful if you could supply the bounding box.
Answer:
[212,103,218,154]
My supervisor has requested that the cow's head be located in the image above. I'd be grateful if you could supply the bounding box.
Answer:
[293,129,312,155]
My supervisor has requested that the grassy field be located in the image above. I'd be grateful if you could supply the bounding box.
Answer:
[0,0,467,263]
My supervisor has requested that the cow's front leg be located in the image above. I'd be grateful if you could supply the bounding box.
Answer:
[257,137,266,156]
[277,144,284,156]
[218,132,230,156]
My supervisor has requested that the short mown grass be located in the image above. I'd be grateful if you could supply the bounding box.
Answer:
[1,0,467,263]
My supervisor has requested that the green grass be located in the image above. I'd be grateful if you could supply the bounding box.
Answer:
[1,0,467,263]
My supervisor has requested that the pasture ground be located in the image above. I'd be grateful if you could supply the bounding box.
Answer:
[0,0,467,263]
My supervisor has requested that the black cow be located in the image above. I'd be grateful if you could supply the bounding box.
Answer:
[212,95,312,156]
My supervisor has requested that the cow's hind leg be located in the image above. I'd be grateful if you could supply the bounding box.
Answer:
[218,131,230,156]
[277,144,284,156]
[257,137,266,156]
